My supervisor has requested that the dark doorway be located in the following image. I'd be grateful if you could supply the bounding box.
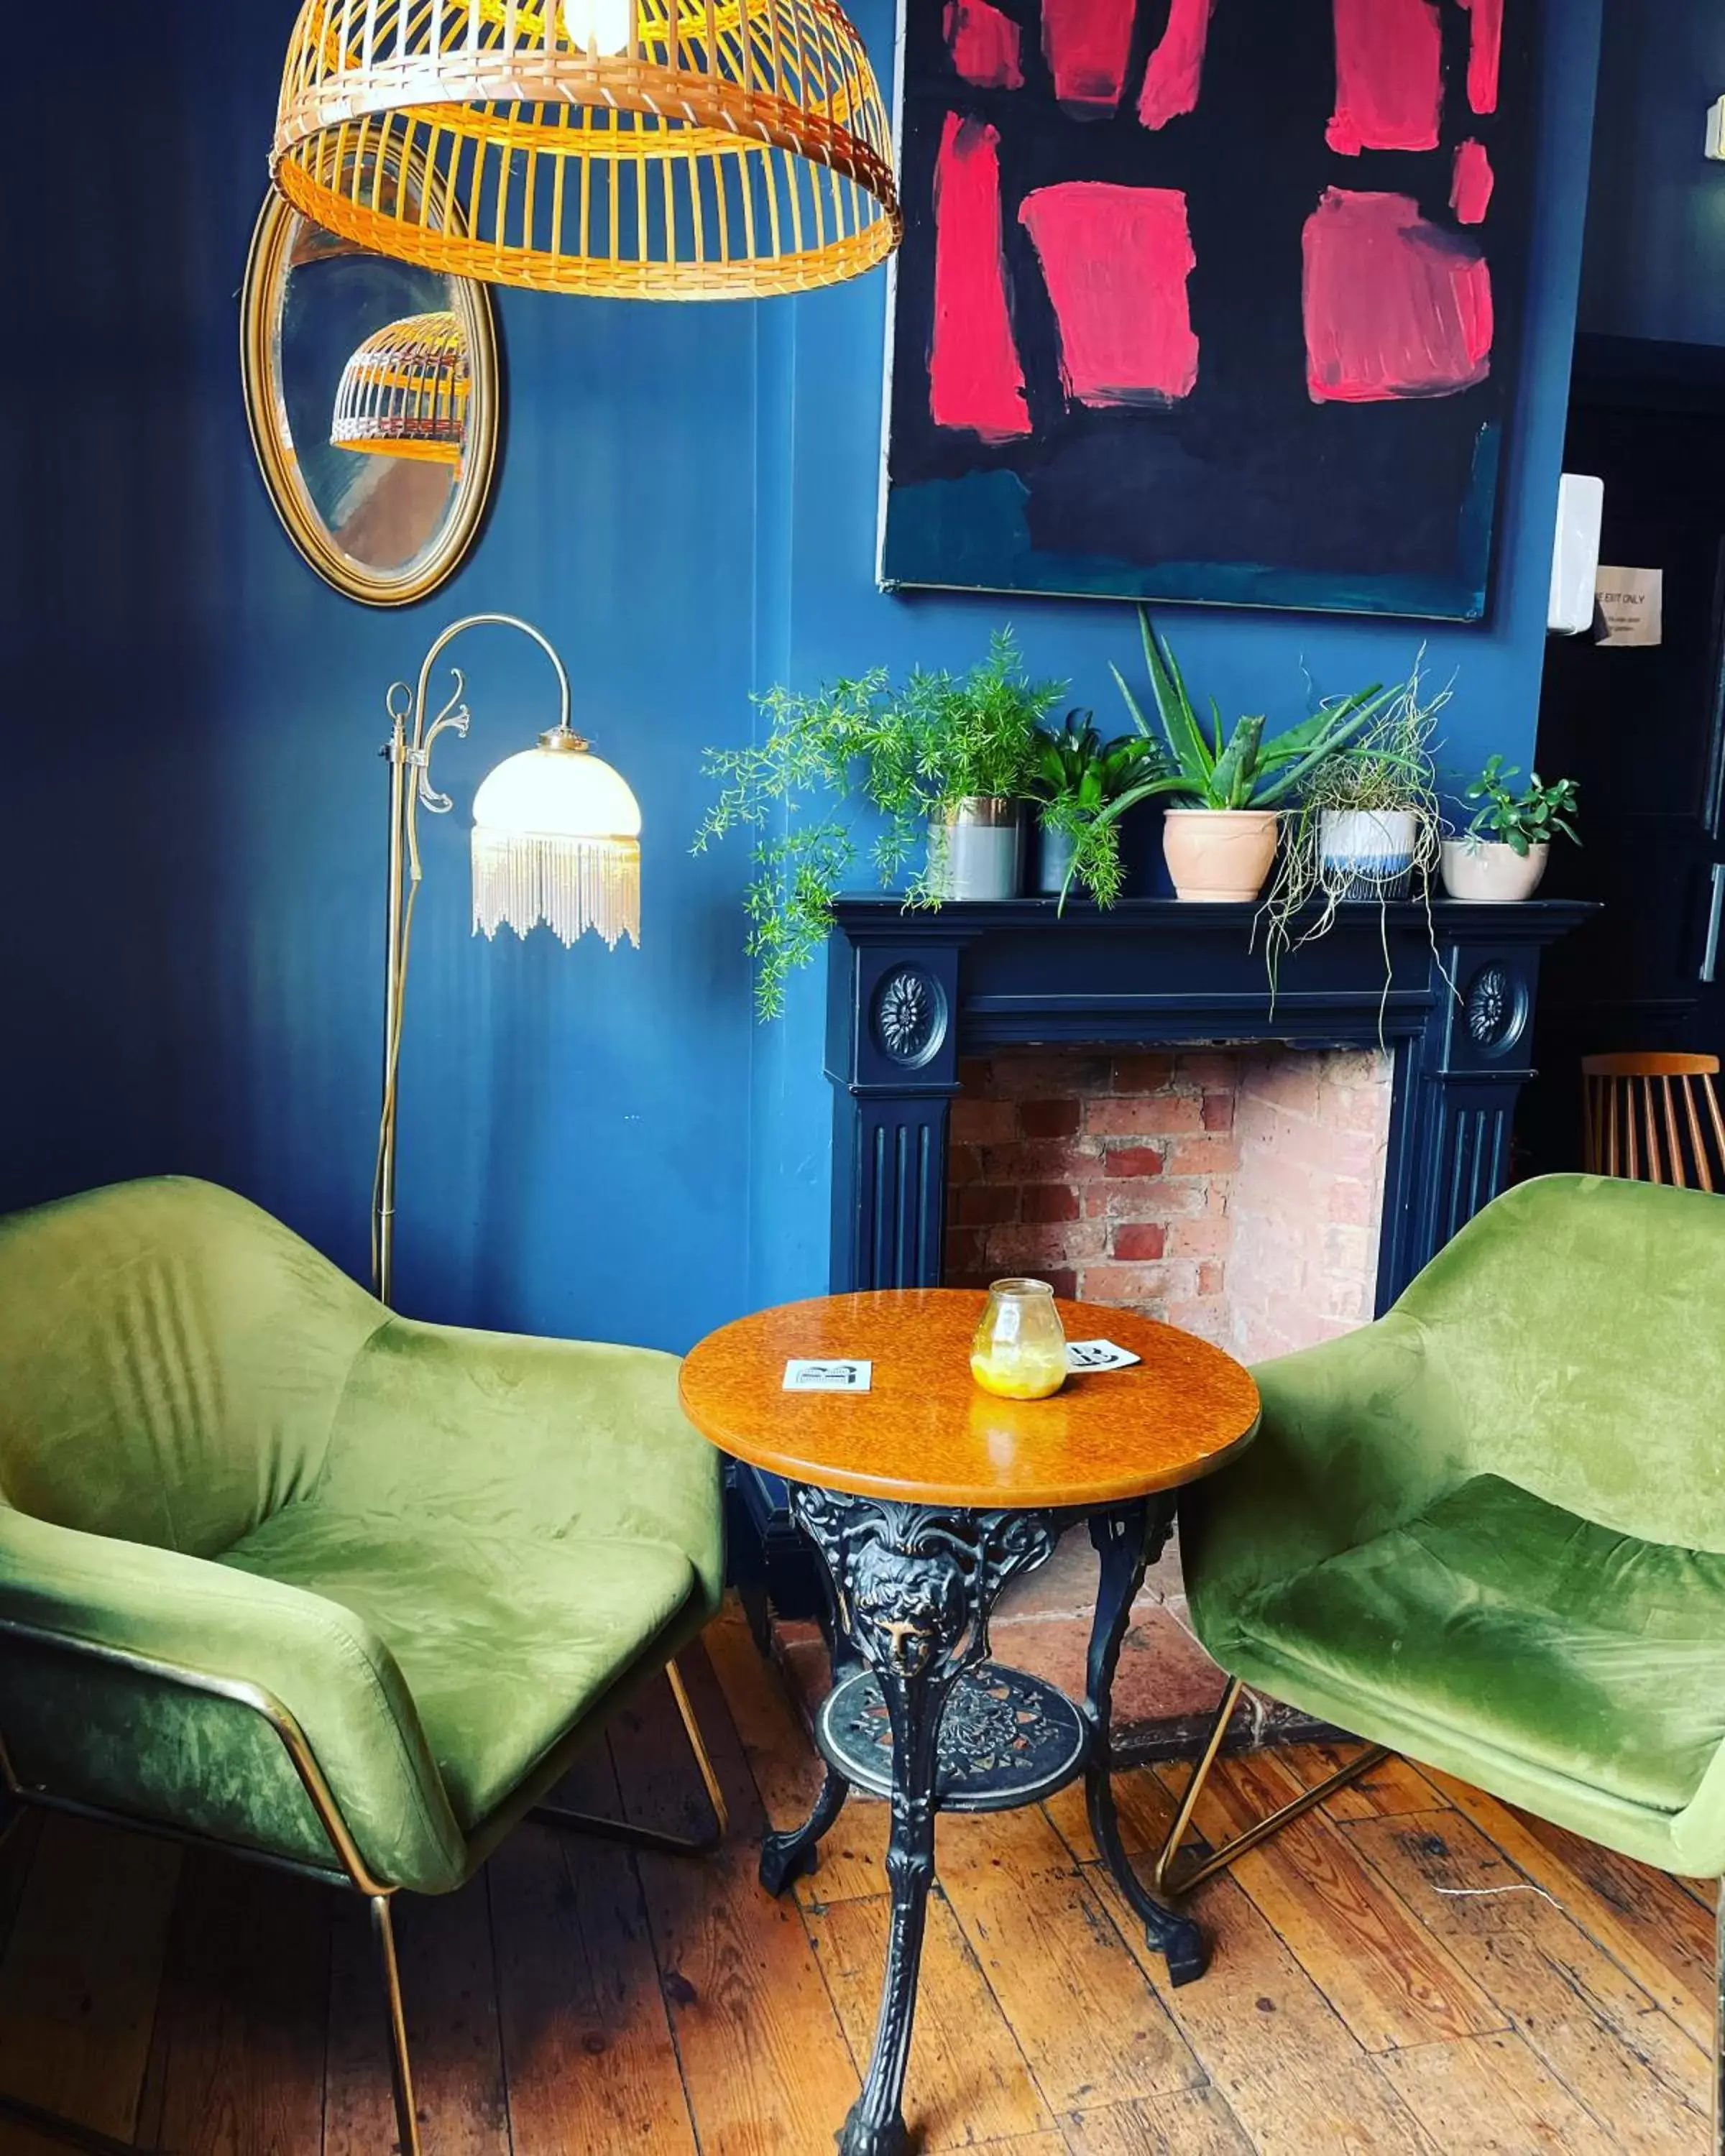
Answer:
[1519,334,1725,1173]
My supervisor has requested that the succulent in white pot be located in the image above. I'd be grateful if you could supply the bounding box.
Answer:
[1442,757,1580,903]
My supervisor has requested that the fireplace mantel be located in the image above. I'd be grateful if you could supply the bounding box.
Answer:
[826,894,1592,1303]
[730,893,1592,1637]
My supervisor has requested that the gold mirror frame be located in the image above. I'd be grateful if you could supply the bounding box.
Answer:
[240,183,499,608]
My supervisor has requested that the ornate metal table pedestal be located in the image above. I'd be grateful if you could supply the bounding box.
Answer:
[759,1485,1204,2156]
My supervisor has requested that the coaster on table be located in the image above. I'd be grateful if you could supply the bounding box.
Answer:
[1066,1339,1142,1373]
[783,1358,873,1393]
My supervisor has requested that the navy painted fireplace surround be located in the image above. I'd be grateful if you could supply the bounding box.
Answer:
[730,893,1591,1635]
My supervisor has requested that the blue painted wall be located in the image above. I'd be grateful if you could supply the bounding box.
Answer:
[746,0,1607,1308]
[2,1,759,1354]
[1579,0,1725,345]
[3,0,1604,1350]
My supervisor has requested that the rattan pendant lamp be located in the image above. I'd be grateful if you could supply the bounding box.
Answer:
[272,0,902,298]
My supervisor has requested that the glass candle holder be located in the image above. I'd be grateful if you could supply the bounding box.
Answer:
[970,1278,1067,1401]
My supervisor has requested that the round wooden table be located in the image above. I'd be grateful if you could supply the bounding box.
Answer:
[680,1289,1260,2156]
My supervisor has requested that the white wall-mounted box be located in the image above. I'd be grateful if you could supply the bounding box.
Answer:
[1548,472,1605,635]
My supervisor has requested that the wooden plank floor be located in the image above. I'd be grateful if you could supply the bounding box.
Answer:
[0,1601,1712,2155]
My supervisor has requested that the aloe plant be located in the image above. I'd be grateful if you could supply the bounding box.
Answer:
[1105,607,1396,815]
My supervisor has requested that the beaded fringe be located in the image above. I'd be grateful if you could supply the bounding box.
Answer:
[472,833,640,949]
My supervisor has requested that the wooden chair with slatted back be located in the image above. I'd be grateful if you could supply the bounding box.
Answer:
[1581,1052,1725,1191]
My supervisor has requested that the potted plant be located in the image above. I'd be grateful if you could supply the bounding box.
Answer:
[1442,756,1581,902]
[694,631,1062,1019]
[1105,609,1395,902]
[1261,660,1447,922]
[1312,666,1448,900]
[1025,711,1167,906]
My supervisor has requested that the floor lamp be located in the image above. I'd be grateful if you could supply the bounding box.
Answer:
[373,612,640,1305]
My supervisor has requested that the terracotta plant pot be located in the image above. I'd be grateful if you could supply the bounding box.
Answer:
[1440,837,1549,903]
[1162,808,1279,903]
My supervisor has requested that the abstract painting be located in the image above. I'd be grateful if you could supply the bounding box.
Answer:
[878,0,1533,619]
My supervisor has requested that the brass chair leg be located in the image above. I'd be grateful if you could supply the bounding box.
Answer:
[1714,1876,1724,2156]
[530,1655,730,1856]
[1153,1674,1390,1897]
[371,1892,421,2156]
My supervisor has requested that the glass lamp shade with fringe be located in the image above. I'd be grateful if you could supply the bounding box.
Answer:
[331,310,472,466]
[471,729,643,949]
[272,0,902,300]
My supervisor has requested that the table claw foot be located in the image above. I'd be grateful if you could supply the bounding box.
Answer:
[1144,1904,1208,1988]
[758,1829,816,1897]
[837,2106,915,2156]
[759,1764,849,1897]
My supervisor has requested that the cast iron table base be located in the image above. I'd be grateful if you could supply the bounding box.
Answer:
[759,1485,1205,2156]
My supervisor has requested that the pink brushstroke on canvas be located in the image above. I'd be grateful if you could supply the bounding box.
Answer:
[1020,183,1200,407]
[1326,0,1443,153]
[929,114,1032,440]
[1138,0,1215,129]
[944,0,1024,89]
[1450,139,1494,224]
[1302,188,1493,403]
[1041,0,1137,112]
[1456,0,1504,112]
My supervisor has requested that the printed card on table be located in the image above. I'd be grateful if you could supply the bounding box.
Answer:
[1066,1339,1141,1373]
[783,1358,873,1393]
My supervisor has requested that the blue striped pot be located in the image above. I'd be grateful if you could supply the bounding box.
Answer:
[1320,808,1417,900]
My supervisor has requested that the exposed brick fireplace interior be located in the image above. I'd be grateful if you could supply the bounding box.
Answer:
[946,1045,1394,1362]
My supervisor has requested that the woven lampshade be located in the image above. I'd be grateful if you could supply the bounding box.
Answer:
[472,728,642,948]
[331,310,472,464]
[272,0,901,300]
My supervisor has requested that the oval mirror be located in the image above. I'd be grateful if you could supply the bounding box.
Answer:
[240,164,498,608]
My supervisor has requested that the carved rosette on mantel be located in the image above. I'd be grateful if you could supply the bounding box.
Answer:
[729,895,1593,1633]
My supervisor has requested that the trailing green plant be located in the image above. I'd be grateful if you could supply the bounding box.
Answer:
[1260,656,1449,932]
[1254,658,1450,1029]
[1457,755,1581,856]
[1026,711,1168,908]
[693,630,1063,1018]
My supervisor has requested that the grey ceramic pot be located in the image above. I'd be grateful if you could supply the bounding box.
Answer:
[929,797,1024,900]
[1036,819,1078,895]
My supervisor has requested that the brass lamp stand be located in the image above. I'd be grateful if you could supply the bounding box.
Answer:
[372,612,642,1304]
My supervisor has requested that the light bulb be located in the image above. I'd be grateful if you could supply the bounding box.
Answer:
[563,0,633,55]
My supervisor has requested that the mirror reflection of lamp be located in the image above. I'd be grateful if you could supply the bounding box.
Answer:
[331,311,470,466]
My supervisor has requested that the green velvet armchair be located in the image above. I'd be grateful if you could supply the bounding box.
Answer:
[0,1175,726,2156]
[1158,1172,1725,2137]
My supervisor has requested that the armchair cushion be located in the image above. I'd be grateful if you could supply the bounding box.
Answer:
[220,1507,696,1833]
[1235,1473,1725,1818]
